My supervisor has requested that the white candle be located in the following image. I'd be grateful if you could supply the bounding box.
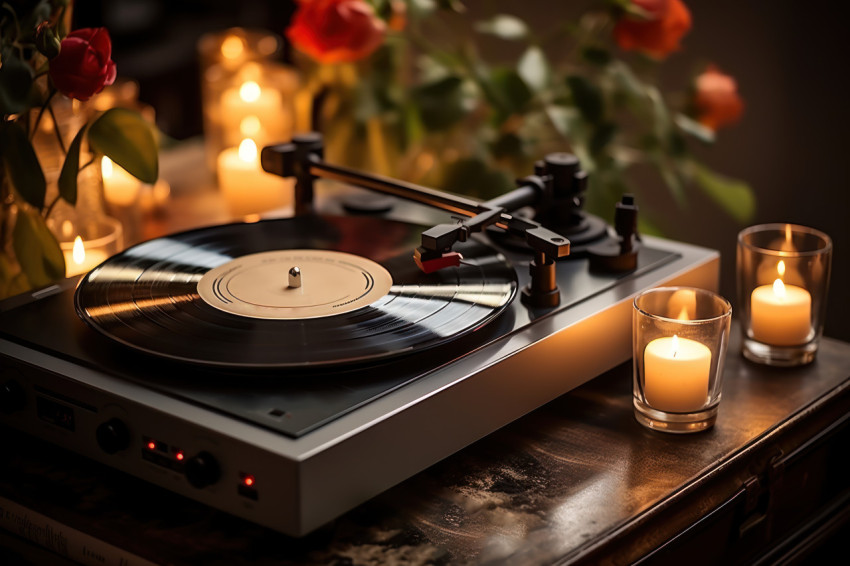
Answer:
[217,138,291,218]
[644,335,711,413]
[751,279,812,345]
[101,157,141,206]
[63,236,109,277]
[220,80,286,147]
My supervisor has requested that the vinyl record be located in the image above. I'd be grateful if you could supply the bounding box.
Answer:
[74,215,517,368]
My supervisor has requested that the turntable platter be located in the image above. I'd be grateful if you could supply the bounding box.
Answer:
[74,215,517,369]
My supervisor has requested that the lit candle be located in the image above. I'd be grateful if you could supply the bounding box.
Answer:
[63,236,109,277]
[101,156,141,206]
[220,80,285,146]
[216,138,291,217]
[751,275,811,346]
[644,335,711,413]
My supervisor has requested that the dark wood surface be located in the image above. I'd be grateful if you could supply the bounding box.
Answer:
[2,326,849,565]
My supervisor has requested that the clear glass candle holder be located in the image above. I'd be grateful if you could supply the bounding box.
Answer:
[633,287,732,434]
[57,215,123,277]
[737,224,832,367]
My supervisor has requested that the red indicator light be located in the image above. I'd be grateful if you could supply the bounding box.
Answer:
[147,441,157,450]
[243,475,255,487]
[175,451,185,461]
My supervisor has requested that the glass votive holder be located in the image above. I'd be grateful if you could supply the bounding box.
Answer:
[737,223,833,366]
[633,287,732,434]
[198,28,299,174]
[58,216,123,277]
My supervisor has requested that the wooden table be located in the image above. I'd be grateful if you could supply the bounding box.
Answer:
[2,325,848,566]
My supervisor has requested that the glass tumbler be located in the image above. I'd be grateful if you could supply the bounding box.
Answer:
[737,223,832,366]
[633,287,732,433]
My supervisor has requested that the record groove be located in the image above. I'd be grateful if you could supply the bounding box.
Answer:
[74,215,517,369]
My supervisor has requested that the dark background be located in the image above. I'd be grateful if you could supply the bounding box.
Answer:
[74,0,850,342]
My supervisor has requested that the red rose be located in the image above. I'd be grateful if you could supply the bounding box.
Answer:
[693,65,744,131]
[286,0,386,64]
[49,28,117,101]
[614,0,692,59]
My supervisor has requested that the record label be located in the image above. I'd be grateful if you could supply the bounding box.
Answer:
[196,250,393,320]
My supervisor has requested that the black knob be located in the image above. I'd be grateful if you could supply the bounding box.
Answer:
[543,152,580,196]
[96,418,131,454]
[185,451,221,488]
[0,379,26,414]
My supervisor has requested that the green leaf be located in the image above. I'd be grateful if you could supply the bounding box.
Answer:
[517,46,549,92]
[0,53,34,114]
[435,0,465,13]
[607,61,646,101]
[58,124,87,205]
[674,113,716,144]
[12,208,66,288]
[0,122,47,210]
[582,46,612,67]
[490,68,533,116]
[544,104,577,138]
[691,162,756,224]
[658,158,687,207]
[567,75,604,124]
[409,0,438,16]
[411,76,467,131]
[590,122,617,155]
[491,132,524,159]
[88,108,159,183]
[646,86,671,138]
[474,14,528,40]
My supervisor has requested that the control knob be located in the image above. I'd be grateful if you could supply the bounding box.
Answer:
[96,418,131,454]
[185,451,221,488]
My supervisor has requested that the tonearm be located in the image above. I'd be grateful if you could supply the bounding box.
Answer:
[261,132,632,309]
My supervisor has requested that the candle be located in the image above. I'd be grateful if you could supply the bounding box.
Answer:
[63,236,109,277]
[751,278,812,345]
[217,138,291,217]
[101,157,141,206]
[644,335,711,413]
[220,80,286,147]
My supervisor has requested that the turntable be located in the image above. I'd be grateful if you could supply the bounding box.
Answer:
[0,134,718,536]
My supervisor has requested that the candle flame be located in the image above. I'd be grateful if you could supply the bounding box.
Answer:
[677,307,690,321]
[239,81,261,103]
[101,156,114,179]
[773,278,787,298]
[237,138,258,162]
[240,115,261,136]
[671,334,679,359]
[777,260,786,278]
[221,35,244,60]
[72,236,85,265]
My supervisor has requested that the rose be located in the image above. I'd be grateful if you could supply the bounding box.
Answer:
[286,0,386,64]
[693,65,744,131]
[48,27,117,101]
[613,0,692,60]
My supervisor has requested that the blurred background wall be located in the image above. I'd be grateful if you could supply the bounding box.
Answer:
[74,0,849,341]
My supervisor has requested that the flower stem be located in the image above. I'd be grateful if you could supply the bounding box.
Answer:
[45,96,68,155]
[44,193,61,220]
